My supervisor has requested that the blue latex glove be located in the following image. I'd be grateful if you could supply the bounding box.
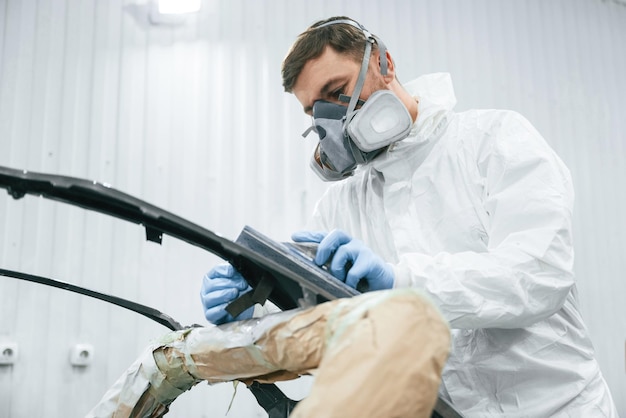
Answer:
[291,229,394,291]
[200,264,254,325]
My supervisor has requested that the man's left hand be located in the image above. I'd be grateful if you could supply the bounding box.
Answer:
[291,229,394,291]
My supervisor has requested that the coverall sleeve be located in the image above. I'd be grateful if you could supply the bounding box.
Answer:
[394,111,576,329]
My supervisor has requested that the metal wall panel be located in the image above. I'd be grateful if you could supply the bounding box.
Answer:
[0,0,624,416]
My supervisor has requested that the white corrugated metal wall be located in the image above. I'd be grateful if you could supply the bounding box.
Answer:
[0,0,624,416]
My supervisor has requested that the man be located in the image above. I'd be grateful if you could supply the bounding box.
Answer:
[201,16,617,416]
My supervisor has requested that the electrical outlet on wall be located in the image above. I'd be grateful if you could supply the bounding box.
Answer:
[70,343,94,367]
[0,342,18,365]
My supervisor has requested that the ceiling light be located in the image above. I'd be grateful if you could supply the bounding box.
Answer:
[157,0,201,15]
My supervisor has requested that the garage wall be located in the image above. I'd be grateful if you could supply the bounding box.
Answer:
[0,0,624,416]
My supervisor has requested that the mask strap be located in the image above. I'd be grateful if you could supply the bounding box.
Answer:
[301,123,317,138]
[313,19,387,128]
[314,19,387,75]
[375,36,388,76]
[338,94,365,107]
[344,40,371,122]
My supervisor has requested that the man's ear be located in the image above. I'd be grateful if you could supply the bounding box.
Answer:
[380,50,396,83]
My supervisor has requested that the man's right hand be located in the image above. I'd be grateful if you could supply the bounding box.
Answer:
[200,264,254,325]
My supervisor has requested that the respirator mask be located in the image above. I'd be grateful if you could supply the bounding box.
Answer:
[302,19,413,181]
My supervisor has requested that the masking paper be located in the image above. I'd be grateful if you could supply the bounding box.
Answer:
[87,288,450,418]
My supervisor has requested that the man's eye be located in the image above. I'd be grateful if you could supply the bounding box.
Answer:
[332,87,345,98]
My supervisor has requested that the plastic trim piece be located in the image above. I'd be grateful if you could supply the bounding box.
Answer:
[0,268,184,331]
[0,165,328,311]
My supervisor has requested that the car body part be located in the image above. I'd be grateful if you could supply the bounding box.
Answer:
[0,165,463,417]
[87,289,451,418]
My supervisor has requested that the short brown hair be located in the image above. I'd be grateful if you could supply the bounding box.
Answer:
[281,16,379,93]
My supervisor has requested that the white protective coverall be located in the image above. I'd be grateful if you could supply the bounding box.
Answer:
[307,73,617,417]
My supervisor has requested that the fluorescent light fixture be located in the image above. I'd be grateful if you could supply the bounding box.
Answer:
[158,0,201,14]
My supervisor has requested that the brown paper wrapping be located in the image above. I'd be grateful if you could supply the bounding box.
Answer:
[88,288,450,418]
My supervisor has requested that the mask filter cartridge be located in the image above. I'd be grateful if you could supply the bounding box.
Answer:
[347,90,413,152]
